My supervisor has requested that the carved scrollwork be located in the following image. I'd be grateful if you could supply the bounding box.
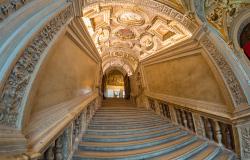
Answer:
[0,5,73,127]
[200,36,247,106]
[0,0,32,22]
[241,127,250,158]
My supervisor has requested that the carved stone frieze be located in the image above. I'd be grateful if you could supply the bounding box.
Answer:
[0,0,33,22]
[200,36,247,106]
[0,5,73,127]
[241,127,250,158]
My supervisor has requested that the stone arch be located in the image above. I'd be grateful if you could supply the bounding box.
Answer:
[192,0,250,107]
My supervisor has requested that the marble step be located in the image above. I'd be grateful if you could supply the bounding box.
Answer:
[89,120,169,127]
[90,118,170,125]
[88,121,170,130]
[86,124,175,136]
[79,131,187,151]
[91,115,159,120]
[189,145,221,160]
[83,127,181,143]
[83,126,179,140]
[74,136,200,160]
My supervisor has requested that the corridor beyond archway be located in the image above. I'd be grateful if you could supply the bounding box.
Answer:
[102,70,131,99]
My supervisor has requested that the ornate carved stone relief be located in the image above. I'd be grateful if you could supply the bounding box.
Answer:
[204,0,250,41]
[0,0,33,22]
[241,127,250,158]
[0,5,73,127]
[200,35,247,106]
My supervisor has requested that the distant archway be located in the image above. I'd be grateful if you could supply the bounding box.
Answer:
[103,70,125,98]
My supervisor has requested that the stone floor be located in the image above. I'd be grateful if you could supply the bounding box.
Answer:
[73,99,236,160]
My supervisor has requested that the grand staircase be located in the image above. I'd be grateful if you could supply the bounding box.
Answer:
[73,99,236,160]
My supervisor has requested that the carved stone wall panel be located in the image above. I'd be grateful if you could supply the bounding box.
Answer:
[0,5,74,128]
[238,125,250,159]
[200,35,247,107]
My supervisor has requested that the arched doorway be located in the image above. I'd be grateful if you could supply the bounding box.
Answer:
[240,23,250,60]
[103,70,130,99]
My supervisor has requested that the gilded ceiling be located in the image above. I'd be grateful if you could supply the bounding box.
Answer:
[82,2,192,75]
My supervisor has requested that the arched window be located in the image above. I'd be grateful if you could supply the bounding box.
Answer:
[240,23,250,60]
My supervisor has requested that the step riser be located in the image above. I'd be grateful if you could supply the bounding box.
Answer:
[88,122,170,130]
[83,129,182,143]
[89,121,168,127]
[79,132,187,151]
[90,120,168,125]
[86,124,174,135]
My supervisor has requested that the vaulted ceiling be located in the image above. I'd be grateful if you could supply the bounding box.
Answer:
[82,1,192,75]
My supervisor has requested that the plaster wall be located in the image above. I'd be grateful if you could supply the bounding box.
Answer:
[30,34,98,114]
[143,54,226,105]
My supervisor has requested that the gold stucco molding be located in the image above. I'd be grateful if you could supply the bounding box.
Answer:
[83,0,198,33]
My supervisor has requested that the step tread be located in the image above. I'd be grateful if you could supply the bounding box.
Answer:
[80,131,184,147]
[191,145,219,160]
[75,135,195,158]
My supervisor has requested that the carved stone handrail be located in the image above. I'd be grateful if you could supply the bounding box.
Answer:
[24,91,100,158]
[145,94,242,157]
[145,91,232,121]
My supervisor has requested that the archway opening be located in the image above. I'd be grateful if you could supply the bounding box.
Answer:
[102,70,131,99]
[240,23,250,60]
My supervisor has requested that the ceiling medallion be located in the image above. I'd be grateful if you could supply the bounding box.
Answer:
[117,11,145,26]
[115,28,136,40]
[140,33,154,51]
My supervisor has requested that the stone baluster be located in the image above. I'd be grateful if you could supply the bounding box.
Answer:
[206,119,214,140]
[225,127,233,150]
[45,143,55,160]
[55,135,63,160]
[175,109,181,124]
[214,121,223,146]
[180,110,188,128]
[200,117,207,137]
[187,112,194,131]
